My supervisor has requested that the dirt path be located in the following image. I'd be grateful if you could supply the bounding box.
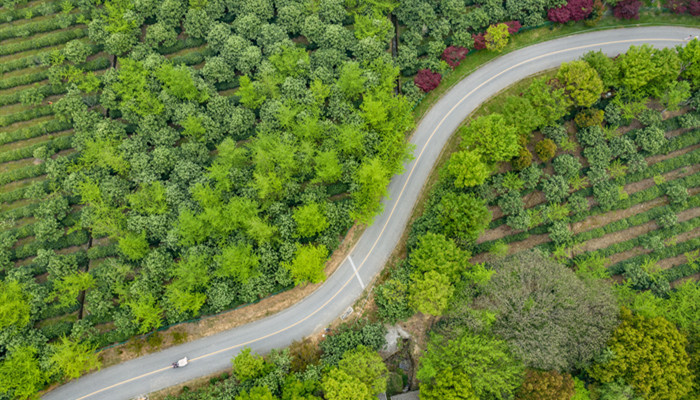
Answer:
[607,225,700,268]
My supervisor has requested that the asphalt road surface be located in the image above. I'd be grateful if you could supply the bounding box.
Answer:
[44,26,700,400]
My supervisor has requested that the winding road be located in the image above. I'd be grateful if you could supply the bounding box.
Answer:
[44,26,700,400]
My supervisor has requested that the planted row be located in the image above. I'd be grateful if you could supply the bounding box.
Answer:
[0,13,77,41]
[0,134,73,164]
[0,105,54,128]
[0,119,71,145]
[0,27,86,57]
[0,162,45,186]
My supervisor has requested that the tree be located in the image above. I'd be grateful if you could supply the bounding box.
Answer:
[436,192,492,245]
[351,158,391,224]
[415,69,442,92]
[535,139,557,161]
[556,61,604,108]
[473,250,619,371]
[118,230,150,261]
[283,244,328,285]
[582,50,620,90]
[126,294,163,334]
[678,38,700,87]
[322,367,373,400]
[293,203,329,238]
[485,23,510,52]
[553,154,582,179]
[447,149,492,188]
[236,386,277,400]
[516,370,575,400]
[613,0,641,19]
[338,345,388,395]
[0,347,46,400]
[50,271,95,308]
[337,62,367,99]
[232,348,270,382]
[409,270,454,316]
[49,336,101,380]
[460,113,520,163]
[547,0,593,22]
[214,243,260,282]
[526,78,572,127]
[589,308,694,400]
[442,46,469,68]
[542,175,570,203]
[0,280,31,331]
[418,332,524,400]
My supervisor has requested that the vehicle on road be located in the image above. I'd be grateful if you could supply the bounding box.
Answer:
[172,357,188,368]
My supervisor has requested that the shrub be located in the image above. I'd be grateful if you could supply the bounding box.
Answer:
[414,69,442,92]
[574,108,605,129]
[638,108,662,127]
[512,147,533,170]
[472,32,486,50]
[679,113,700,129]
[507,211,531,231]
[583,143,612,169]
[593,181,620,211]
[613,0,642,19]
[604,102,623,125]
[516,370,575,400]
[499,190,525,216]
[549,220,573,245]
[535,139,557,161]
[553,154,582,179]
[665,181,689,205]
[577,125,605,147]
[441,46,468,69]
[520,165,543,190]
[657,209,678,229]
[542,125,568,144]
[437,192,492,245]
[505,20,522,34]
[568,193,589,214]
[543,175,570,203]
[548,0,594,22]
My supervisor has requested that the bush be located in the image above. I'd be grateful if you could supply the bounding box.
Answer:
[516,370,575,400]
[665,181,689,205]
[414,69,442,92]
[441,46,468,69]
[520,165,543,190]
[549,220,573,245]
[577,125,605,147]
[499,190,525,216]
[638,108,663,127]
[507,211,531,231]
[679,113,700,129]
[548,0,594,22]
[535,139,557,161]
[553,154,582,180]
[656,209,678,229]
[584,143,612,169]
[593,181,620,211]
[543,175,570,203]
[574,108,605,129]
[613,0,642,19]
[512,147,533,170]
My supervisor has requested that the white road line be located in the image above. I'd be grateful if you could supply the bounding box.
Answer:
[347,256,365,289]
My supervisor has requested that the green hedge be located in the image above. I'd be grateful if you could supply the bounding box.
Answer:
[0,28,87,57]
[0,15,79,42]
[12,229,89,260]
[0,2,58,24]
[0,119,71,145]
[0,106,54,128]
[0,203,39,221]
[0,185,31,203]
[0,163,46,186]
[0,134,73,164]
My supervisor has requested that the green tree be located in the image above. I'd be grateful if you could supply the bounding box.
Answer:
[678,38,700,87]
[118,230,150,261]
[322,367,373,400]
[338,345,388,395]
[447,150,492,188]
[232,348,270,382]
[284,244,328,285]
[409,270,454,316]
[436,192,492,245]
[474,250,619,371]
[556,60,604,108]
[126,294,163,334]
[49,336,101,380]
[50,271,95,308]
[526,78,571,127]
[236,386,277,400]
[485,23,510,52]
[0,280,31,331]
[460,114,520,163]
[0,347,45,400]
[418,332,524,400]
[214,243,260,282]
[337,62,367,99]
[410,233,468,281]
[589,308,694,400]
[351,158,391,224]
[294,203,329,238]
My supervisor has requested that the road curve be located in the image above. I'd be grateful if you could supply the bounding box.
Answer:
[44,26,700,400]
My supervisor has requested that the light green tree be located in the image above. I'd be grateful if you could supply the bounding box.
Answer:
[0,347,46,400]
[293,203,329,238]
[232,348,269,382]
[49,336,101,380]
[409,270,454,316]
[322,367,373,400]
[284,244,328,285]
[338,345,388,395]
[557,61,604,108]
[485,23,509,52]
[0,280,31,331]
[460,113,520,163]
[447,150,492,188]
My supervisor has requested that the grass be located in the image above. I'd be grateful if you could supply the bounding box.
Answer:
[412,12,700,123]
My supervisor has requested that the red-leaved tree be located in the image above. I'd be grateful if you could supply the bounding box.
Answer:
[414,69,442,92]
[613,0,641,19]
[472,33,487,50]
[441,46,469,69]
[547,0,594,23]
[505,20,522,34]
[667,0,700,14]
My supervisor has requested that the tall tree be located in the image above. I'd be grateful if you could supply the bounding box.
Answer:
[49,336,101,380]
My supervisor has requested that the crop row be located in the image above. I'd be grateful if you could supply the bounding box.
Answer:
[0,55,107,94]
[0,27,86,57]
[0,201,38,220]
[0,134,73,163]
[0,162,45,186]
[12,228,89,262]
[0,2,59,24]
[0,13,77,41]
[0,105,54,127]
[606,218,700,275]
[0,119,71,145]
[661,261,699,283]
[474,168,700,254]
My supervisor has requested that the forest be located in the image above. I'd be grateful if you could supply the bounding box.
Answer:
[0,0,698,398]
